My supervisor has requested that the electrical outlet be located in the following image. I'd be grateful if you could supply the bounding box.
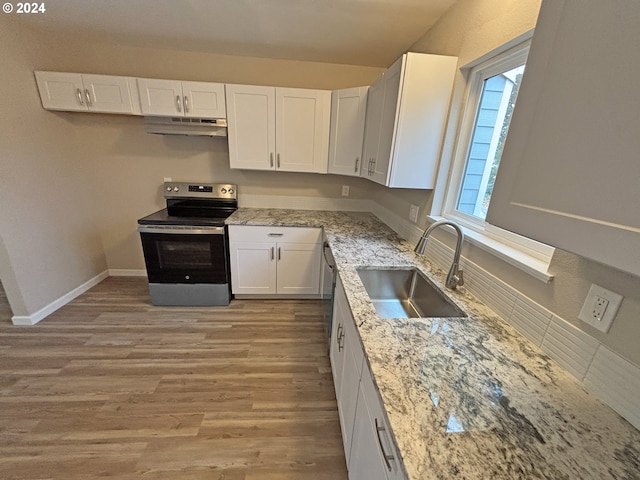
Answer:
[591,296,609,321]
[409,204,419,223]
[578,284,623,333]
[341,185,350,197]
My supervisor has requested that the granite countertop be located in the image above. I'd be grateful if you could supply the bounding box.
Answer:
[226,208,640,480]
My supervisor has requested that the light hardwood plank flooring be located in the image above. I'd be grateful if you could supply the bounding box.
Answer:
[0,277,348,479]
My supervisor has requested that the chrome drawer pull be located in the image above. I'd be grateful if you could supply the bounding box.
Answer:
[375,418,395,471]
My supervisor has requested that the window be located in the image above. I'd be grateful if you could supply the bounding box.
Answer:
[439,39,554,280]
[456,64,524,220]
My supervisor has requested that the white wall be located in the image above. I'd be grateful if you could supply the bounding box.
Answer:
[0,20,108,317]
[371,0,640,367]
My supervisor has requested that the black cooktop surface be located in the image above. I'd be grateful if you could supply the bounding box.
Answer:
[138,209,230,227]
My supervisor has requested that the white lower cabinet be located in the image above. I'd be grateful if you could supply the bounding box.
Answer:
[330,274,406,480]
[330,276,364,463]
[350,363,405,480]
[228,226,322,296]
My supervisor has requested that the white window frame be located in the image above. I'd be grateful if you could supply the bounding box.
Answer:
[434,36,555,282]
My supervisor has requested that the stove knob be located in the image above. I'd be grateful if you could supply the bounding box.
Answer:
[166,186,172,192]
[174,186,180,192]
[185,275,190,280]
[228,188,234,194]
[221,188,227,194]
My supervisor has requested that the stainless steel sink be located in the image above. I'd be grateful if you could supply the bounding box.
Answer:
[356,268,467,319]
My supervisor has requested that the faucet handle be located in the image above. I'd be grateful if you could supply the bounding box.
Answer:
[457,269,464,287]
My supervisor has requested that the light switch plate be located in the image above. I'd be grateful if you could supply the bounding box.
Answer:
[578,283,623,333]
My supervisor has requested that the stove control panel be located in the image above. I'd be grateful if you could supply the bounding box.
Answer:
[163,182,237,199]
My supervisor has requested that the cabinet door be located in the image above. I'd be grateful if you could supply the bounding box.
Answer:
[370,56,403,186]
[276,88,331,173]
[181,81,226,118]
[350,364,406,480]
[226,84,276,171]
[276,242,321,295]
[328,87,369,177]
[137,78,184,116]
[330,287,347,400]
[229,241,277,295]
[82,74,134,114]
[34,72,87,111]
[361,74,385,180]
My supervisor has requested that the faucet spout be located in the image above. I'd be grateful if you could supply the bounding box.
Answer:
[414,220,465,290]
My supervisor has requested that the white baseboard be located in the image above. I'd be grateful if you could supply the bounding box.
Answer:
[11,270,109,326]
[108,269,147,277]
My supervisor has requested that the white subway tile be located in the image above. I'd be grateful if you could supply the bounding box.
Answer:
[584,346,640,430]
[541,315,600,381]
[508,295,553,345]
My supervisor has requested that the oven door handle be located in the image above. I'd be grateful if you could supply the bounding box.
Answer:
[137,225,225,235]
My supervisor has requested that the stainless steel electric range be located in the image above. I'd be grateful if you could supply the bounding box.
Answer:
[137,182,237,306]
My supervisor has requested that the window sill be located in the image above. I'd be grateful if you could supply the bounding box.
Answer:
[428,216,554,283]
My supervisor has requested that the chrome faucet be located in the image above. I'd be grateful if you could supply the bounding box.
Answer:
[414,220,465,290]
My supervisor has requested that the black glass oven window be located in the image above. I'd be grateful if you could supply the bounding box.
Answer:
[156,240,212,269]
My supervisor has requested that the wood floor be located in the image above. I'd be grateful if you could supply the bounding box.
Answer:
[0,277,348,479]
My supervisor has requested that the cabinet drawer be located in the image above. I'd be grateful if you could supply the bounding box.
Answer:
[229,225,322,244]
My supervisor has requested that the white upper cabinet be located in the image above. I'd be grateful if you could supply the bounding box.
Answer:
[226,84,276,171]
[35,71,141,115]
[361,75,385,181]
[226,84,331,173]
[328,86,369,177]
[486,0,640,277]
[137,79,226,118]
[361,53,457,189]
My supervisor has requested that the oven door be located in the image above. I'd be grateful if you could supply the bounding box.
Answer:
[138,226,229,284]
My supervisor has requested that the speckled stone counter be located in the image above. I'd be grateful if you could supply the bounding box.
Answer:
[226,208,640,479]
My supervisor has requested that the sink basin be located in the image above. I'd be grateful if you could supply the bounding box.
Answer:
[356,268,467,319]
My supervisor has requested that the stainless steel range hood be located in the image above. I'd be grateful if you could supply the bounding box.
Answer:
[144,117,227,137]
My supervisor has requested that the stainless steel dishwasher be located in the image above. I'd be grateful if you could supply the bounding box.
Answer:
[321,241,337,339]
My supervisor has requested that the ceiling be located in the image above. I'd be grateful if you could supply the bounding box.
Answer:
[13,0,457,67]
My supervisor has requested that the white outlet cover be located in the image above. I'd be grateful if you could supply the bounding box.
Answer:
[409,204,419,222]
[578,283,623,333]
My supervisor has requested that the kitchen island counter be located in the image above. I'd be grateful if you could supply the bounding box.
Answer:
[226,208,640,479]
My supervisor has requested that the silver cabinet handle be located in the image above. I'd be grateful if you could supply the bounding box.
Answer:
[355,157,360,173]
[277,153,281,168]
[271,247,275,261]
[176,95,182,112]
[277,247,281,261]
[371,158,376,175]
[76,88,84,106]
[270,153,274,168]
[375,418,395,471]
[336,324,344,351]
[268,233,284,237]
[84,89,92,107]
[183,95,189,113]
